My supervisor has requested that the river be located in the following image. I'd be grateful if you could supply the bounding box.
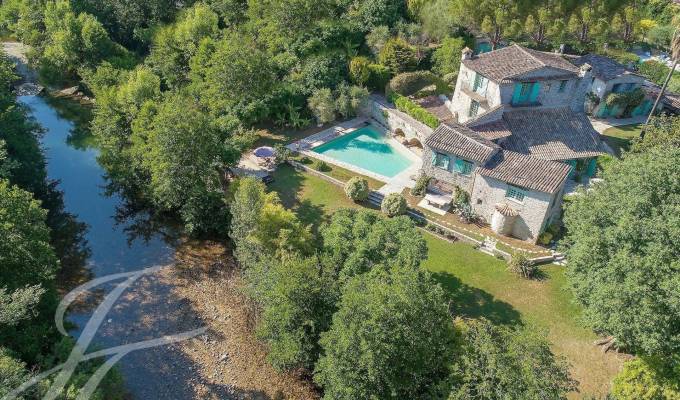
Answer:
[17,94,207,399]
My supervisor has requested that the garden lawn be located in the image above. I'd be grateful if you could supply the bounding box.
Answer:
[270,165,624,398]
[601,123,642,156]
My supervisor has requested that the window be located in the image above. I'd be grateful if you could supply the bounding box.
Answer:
[506,184,527,202]
[558,80,568,92]
[469,100,480,117]
[454,158,474,176]
[473,73,487,94]
[433,152,450,170]
[612,83,623,93]
[520,82,532,97]
[512,82,540,105]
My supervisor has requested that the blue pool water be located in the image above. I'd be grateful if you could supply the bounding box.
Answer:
[313,126,413,178]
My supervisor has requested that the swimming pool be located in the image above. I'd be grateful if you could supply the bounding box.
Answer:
[312,125,414,178]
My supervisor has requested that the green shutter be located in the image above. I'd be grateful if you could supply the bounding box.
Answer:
[529,82,541,103]
[431,152,437,165]
[512,84,522,104]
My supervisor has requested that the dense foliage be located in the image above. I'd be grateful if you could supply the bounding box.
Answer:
[344,176,369,202]
[448,319,577,400]
[314,266,456,400]
[612,356,680,400]
[562,146,680,355]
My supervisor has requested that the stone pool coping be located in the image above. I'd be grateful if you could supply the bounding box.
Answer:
[287,118,422,187]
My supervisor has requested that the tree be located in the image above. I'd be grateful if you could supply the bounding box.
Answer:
[334,84,368,119]
[0,180,58,292]
[349,56,371,86]
[189,32,276,125]
[365,25,390,56]
[308,88,336,124]
[418,0,457,41]
[295,52,348,95]
[256,255,339,371]
[378,37,418,74]
[314,266,456,400]
[381,192,407,217]
[136,93,252,235]
[344,177,369,202]
[448,319,577,399]
[432,36,466,76]
[0,348,33,398]
[346,0,405,31]
[633,115,680,152]
[146,3,220,88]
[612,356,680,400]
[321,208,427,280]
[561,146,680,355]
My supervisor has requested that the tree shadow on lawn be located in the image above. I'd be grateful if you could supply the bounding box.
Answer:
[431,271,522,327]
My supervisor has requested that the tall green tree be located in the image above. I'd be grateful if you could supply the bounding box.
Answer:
[448,319,577,399]
[320,208,428,281]
[314,266,456,400]
[256,255,339,371]
[562,146,680,355]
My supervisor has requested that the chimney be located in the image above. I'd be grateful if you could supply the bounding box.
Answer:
[461,47,474,61]
[571,63,593,113]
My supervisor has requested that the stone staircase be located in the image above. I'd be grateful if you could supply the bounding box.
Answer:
[367,191,385,207]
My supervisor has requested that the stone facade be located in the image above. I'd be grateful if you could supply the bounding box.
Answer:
[370,97,433,143]
[421,146,477,192]
[471,175,559,241]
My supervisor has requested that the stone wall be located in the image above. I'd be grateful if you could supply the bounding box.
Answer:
[421,147,476,192]
[449,64,503,124]
[370,98,433,143]
[470,175,556,242]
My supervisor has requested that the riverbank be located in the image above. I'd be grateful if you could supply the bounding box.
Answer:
[161,241,319,400]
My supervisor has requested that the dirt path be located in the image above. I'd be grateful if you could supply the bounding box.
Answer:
[159,241,320,400]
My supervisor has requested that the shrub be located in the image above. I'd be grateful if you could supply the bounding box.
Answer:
[274,144,291,164]
[458,203,476,224]
[367,64,391,92]
[604,88,645,117]
[316,160,331,172]
[308,88,336,124]
[349,56,371,86]
[390,94,440,129]
[408,138,422,148]
[386,71,450,97]
[393,128,405,137]
[381,193,407,217]
[432,36,466,76]
[601,49,640,66]
[452,186,470,210]
[345,177,370,202]
[537,232,553,246]
[411,175,431,197]
[378,38,418,74]
[611,356,680,400]
[508,253,537,279]
[638,60,672,86]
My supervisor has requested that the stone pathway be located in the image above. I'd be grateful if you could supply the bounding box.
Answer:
[588,115,646,134]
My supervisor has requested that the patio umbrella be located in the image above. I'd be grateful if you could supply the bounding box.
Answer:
[254,146,275,158]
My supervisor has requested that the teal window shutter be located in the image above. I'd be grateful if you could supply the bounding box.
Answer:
[529,82,541,102]
[431,152,437,165]
[512,83,522,104]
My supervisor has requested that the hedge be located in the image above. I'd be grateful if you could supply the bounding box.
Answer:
[389,93,440,129]
[386,71,451,98]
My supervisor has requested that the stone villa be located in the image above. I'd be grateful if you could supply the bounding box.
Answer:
[418,45,606,242]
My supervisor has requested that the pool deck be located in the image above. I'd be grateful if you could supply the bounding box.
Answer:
[287,118,422,193]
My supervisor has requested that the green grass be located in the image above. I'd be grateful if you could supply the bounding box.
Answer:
[270,165,623,397]
[602,123,642,156]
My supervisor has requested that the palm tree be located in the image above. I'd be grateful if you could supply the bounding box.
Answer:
[644,26,680,127]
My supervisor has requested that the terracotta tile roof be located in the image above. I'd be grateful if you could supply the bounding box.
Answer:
[478,150,571,193]
[462,44,580,83]
[643,84,680,112]
[425,123,499,163]
[468,120,513,140]
[572,54,642,81]
[501,108,605,160]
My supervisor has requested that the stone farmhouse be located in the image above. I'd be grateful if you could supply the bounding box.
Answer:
[572,54,652,118]
[417,45,606,242]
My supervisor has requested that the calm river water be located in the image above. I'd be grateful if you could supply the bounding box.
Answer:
[18,95,207,399]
